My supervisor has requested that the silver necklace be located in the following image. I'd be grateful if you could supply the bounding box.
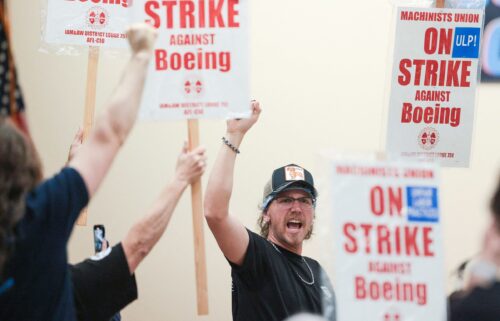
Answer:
[270,242,315,285]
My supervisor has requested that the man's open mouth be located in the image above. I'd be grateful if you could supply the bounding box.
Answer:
[287,220,303,230]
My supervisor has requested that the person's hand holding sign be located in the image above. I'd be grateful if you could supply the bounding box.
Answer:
[226,100,262,139]
[127,23,157,55]
[175,142,207,185]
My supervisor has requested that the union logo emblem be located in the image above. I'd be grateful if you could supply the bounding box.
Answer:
[418,127,440,150]
[182,76,204,98]
[87,7,108,30]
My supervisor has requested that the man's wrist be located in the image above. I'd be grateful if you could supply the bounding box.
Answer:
[225,130,243,137]
[222,137,240,154]
[132,51,152,64]
[224,132,244,146]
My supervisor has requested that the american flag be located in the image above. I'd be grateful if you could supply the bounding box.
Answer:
[0,0,29,135]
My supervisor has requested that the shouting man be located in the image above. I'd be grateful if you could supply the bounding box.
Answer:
[204,101,336,321]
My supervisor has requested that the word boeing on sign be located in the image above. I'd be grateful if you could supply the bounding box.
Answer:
[65,0,130,8]
[330,158,445,321]
[134,0,250,121]
[385,7,484,167]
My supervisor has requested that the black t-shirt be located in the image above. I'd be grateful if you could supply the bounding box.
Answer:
[448,282,500,321]
[70,243,138,321]
[230,230,336,321]
[0,167,89,321]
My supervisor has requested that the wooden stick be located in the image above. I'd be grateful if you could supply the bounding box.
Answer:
[76,46,100,226]
[436,0,445,8]
[188,119,209,315]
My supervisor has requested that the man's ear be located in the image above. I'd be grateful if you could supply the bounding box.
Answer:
[263,212,270,223]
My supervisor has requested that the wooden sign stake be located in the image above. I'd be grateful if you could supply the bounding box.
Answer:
[188,119,209,315]
[76,46,100,226]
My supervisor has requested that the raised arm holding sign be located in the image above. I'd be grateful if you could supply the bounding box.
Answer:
[75,44,99,226]
[68,140,206,321]
[0,23,157,321]
[132,0,251,314]
[69,24,157,197]
[43,0,135,225]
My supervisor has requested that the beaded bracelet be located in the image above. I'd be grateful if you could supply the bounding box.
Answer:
[222,137,240,154]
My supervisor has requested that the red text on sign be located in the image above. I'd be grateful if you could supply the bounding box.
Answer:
[343,223,435,257]
[368,261,412,274]
[424,28,452,55]
[370,186,402,217]
[401,102,461,127]
[398,59,471,87]
[145,0,240,29]
[66,0,129,8]
[155,48,231,72]
[355,276,427,306]
[170,33,216,45]
[414,90,451,102]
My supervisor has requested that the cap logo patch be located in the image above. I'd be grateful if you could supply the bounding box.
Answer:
[285,166,305,181]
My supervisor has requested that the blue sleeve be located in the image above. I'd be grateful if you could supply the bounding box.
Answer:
[24,167,89,240]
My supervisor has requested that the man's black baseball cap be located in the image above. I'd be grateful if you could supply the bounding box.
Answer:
[261,164,317,210]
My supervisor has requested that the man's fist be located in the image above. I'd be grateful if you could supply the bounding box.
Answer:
[127,23,157,54]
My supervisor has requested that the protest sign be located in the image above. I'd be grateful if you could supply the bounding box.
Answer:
[330,159,445,321]
[386,7,484,167]
[44,0,130,48]
[130,2,251,314]
[133,0,250,120]
[43,0,133,224]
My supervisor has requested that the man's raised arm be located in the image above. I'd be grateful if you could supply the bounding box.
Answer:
[204,101,261,265]
[68,24,157,197]
[122,143,207,273]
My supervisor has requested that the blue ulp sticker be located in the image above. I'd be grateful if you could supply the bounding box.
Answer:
[406,186,439,223]
[452,27,481,58]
